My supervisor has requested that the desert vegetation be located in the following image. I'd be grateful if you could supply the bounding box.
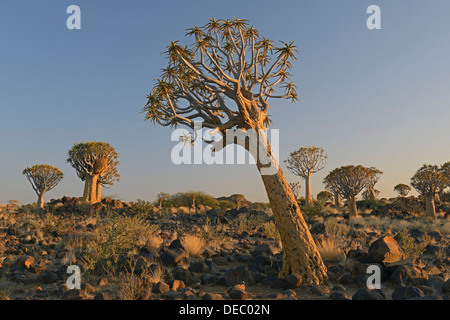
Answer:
[0,190,449,301]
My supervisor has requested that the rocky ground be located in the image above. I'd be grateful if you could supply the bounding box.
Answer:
[0,196,449,300]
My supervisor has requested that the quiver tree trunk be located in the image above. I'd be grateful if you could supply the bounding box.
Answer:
[348,196,358,216]
[305,173,313,206]
[83,175,100,204]
[96,181,102,203]
[37,191,45,209]
[435,193,441,205]
[82,157,109,204]
[253,130,327,286]
[334,192,341,208]
[425,195,437,219]
[369,187,377,201]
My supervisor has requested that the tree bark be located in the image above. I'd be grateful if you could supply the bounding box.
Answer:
[334,192,341,208]
[83,174,100,204]
[96,181,102,203]
[369,187,377,201]
[253,130,327,286]
[349,196,358,216]
[305,172,313,206]
[425,195,437,219]
[435,193,441,205]
[37,191,45,209]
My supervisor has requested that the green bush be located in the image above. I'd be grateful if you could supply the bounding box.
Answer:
[168,191,220,208]
[317,191,334,204]
[301,205,323,218]
[398,229,430,258]
[248,202,271,211]
[358,199,388,210]
[218,200,236,209]
[131,199,154,216]
[83,212,158,275]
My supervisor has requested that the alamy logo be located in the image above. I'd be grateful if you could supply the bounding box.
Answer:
[366,265,381,290]
[171,121,280,175]
[67,5,81,30]
[66,265,81,289]
[367,5,381,30]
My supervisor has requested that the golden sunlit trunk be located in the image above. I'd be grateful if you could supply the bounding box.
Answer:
[253,128,327,286]
[425,195,437,219]
[37,192,45,209]
[83,174,100,204]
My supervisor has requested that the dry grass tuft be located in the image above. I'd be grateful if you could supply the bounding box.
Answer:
[316,238,345,265]
[181,234,205,257]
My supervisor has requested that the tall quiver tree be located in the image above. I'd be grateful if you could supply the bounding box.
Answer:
[23,164,63,209]
[323,165,371,216]
[411,164,448,219]
[365,167,383,200]
[284,146,327,206]
[142,18,327,285]
[67,142,119,204]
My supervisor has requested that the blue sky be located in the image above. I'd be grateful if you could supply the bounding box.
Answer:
[1,1,449,204]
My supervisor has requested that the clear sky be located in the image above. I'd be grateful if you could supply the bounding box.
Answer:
[1,1,449,204]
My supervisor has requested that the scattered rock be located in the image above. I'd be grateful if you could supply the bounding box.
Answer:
[442,279,450,295]
[228,284,248,300]
[98,278,109,287]
[310,285,330,295]
[169,279,185,291]
[392,285,425,300]
[352,288,386,300]
[62,289,87,300]
[14,256,35,270]
[202,292,225,300]
[329,292,350,300]
[285,274,303,289]
[94,292,112,300]
[368,236,404,265]
[37,272,58,284]
[152,281,170,294]
[391,264,429,286]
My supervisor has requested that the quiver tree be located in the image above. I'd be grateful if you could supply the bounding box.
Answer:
[362,188,380,201]
[323,165,371,216]
[156,192,171,210]
[67,142,119,204]
[394,183,411,198]
[289,182,301,200]
[437,162,450,202]
[142,18,327,285]
[23,164,63,209]
[324,179,341,208]
[284,146,327,206]
[316,190,334,205]
[411,164,448,219]
[365,167,383,200]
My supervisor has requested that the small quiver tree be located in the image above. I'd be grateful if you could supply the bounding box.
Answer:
[365,167,383,200]
[284,146,327,206]
[411,164,448,219]
[316,190,334,205]
[324,179,341,208]
[23,164,63,209]
[288,182,301,201]
[438,162,450,202]
[67,142,119,204]
[323,165,371,216]
[394,183,411,198]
